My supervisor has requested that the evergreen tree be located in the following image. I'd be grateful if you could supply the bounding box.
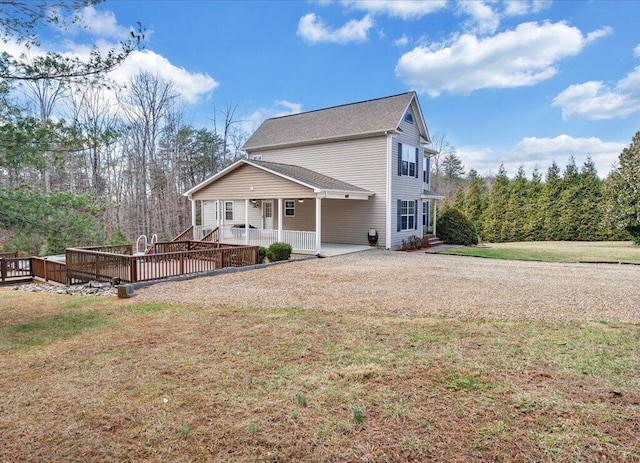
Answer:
[482,164,510,242]
[539,161,563,240]
[502,165,529,241]
[441,152,465,201]
[558,156,581,240]
[605,131,640,244]
[464,170,487,238]
[523,167,543,240]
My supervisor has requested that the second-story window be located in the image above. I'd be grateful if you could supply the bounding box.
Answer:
[402,145,416,177]
[404,112,414,124]
[423,156,430,185]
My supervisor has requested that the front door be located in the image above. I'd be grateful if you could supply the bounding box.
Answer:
[262,200,274,229]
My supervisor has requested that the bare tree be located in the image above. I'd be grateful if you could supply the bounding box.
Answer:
[427,131,456,194]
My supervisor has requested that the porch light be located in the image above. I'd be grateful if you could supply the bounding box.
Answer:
[250,199,257,204]
[298,198,305,203]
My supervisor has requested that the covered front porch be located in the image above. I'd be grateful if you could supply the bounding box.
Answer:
[185,159,374,255]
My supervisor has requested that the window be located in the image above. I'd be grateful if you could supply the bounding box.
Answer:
[401,144,417,177]
[401,200,416,231]
[224,201,233,221]
[404,112,414,124]
[251,154,262,160]
[284,200,295,217]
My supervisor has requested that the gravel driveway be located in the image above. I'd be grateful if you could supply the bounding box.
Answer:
[136,250,640,323]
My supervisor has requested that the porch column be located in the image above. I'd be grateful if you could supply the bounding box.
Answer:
[277,198,283,242]
[220,200,224,227]
[190,198,196,228]
[216,200,220,228]
[433,200,438,237]
[315,196,322,256]
[245,199,249,244]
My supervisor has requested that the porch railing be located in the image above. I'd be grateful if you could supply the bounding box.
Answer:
[218,227,316,253]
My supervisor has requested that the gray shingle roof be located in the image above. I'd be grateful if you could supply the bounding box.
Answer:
[243,92,417,151]
[250,160,371,193]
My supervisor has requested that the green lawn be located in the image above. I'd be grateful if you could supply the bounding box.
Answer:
[438,241,640,263]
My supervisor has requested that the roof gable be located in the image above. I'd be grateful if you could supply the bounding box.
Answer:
[243,92,428,151]
[184,159,372,198]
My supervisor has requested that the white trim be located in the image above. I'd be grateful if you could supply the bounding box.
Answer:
[224,200,234,222]
[315,196,322,255]
[385,133,392,250]
[190,198,196,228]
[243,129,402,152]
[277,198,283,241]
[244,199,249,244]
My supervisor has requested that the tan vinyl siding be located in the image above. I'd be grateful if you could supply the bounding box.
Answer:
[201,200,217,229]
[391,104,425,249]
[256,136,387,246]
[192,164,313,200]
[281,200,314,231]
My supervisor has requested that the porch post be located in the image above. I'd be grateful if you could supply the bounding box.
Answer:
[433,200,438,237]
[244,199,249,244]
[277,198,283,242]
[190,197,196,228]
[216,200,220,228]
[315,196,322,256]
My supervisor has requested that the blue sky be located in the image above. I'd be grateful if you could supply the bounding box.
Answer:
[6,0,640,177]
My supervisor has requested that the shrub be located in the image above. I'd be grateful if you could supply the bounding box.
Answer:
[437,206,478,246]
[257,246,267,264]
[266,242,292,262]
[401,235,423,250]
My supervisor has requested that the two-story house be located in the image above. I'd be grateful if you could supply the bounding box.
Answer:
[183,92,442,255]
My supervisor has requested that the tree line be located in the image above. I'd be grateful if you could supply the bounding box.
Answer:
[436,140,640,243]
[1,1,249,255]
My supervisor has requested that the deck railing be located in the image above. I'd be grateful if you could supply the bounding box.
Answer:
[219,227,316,253]
[66,242,258,284]
[31,257,68,284]
[0,256,32,283]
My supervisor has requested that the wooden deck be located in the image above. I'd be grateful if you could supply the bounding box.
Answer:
[1,238,259,287]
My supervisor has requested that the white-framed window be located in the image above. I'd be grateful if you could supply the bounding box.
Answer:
[251,154,262,160]
[284,200,295,217]
[401,200,416,231]
[224,201,233,221]
[404,112,414,124]
[402,144,416,177]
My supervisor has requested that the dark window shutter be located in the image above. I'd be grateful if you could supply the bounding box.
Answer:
[397,199,401,232]
[397,142,403,176]
[414,200,418,230]
[415,148,419,178]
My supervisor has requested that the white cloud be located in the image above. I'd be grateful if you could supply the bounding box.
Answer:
[297,13,374,44]
[634,44,640,58]
[74,5,132,39]
[342,0,447,20]
[552,66,640,120]
[243,100,303,133]
[459,135,625,177]
[394,34,410,47]
[458,1,500,35]
[503,0,552,17]
[108,50,218,103]
[509,135,625,176]
[396,21,609,96]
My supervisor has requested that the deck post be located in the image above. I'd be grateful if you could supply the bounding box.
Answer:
[315,196,322,256]
[245,199,250,244]
[191,197,196,229]
[130,256,137,283]
[1,258,6,282]
[433,200,438,237]
[277,198,283,242]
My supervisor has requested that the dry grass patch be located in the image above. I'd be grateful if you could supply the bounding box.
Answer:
[1,290,639,462]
